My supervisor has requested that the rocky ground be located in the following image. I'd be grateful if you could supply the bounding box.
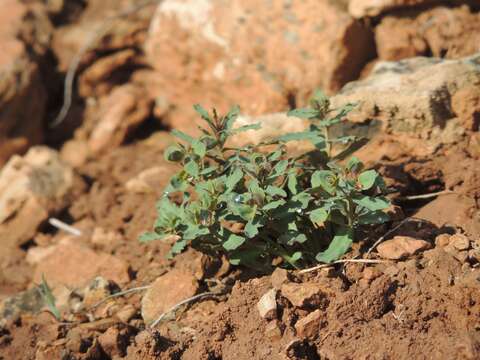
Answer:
[0,0,479,359]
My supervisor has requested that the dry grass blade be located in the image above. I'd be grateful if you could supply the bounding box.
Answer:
[299,259,389,274]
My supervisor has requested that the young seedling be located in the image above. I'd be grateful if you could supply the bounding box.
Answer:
[38,275,61,321]
[141,90,391,270]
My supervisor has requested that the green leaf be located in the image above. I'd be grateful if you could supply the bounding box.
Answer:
[245,218,263,238]
[277,131,322,143]
[269,160,289,178]
[311,170,336,194]
[226,168,244,192]
[346,156,363,172]
[357,211,390,225]
[168,239,187,258]
[358,170,378,190]
[353,195,390,211]
[232,123,261,134]
[262,199,286,211]
[266,185,287,198]
[38,275,61,321]
[316,227,353,263]
[279,231,307,245]
[193,104,212,122]
[287,108,320,119]
[223,105,241,131]
[164,146,184,162]
[191,140,207,158]
[182,224,209,240]
[139,232,166,243]
[184,160,199,177]
[291,192,313,209]
[287,172,299,195]
[171,129,194,143]
[223,234,246,251]
[309,89,330,111]
[309,208,329,225]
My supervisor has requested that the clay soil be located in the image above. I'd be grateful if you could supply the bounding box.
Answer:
[0,132,479,359]
[1,1,480,360]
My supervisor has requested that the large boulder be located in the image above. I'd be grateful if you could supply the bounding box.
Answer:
[331,53,480,155]
[0,0,53,166]
[375,5,480,61]
[0,147,74,260]
[348,0,473,18]
[144,0,374,131]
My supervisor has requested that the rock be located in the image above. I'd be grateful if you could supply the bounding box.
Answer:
[0,147,74,259]
[362,267,383,283]
[416,193,480,239]
[264,319,283,341]
[377,236,431,260]
[145,0,374,130]
[0,287,44,326]
[450,234,470,251]
[125,166,172,194]
[82,277,114,308]
[0,0,52,165]
[26,246,57,266]
[332,53,480,155]
[33,240,130,288]
[281,282,329,309]
[141,269,199,325]
[375,6,480,61]
[97,326,125,358]
[257,289,277,320]
[91,227,124,248]
[348,0,472,18]
[231,113,308,148]
[52,0,153,72]
[294,309,322,338]
[79,49,138,97]
[115,304,137,323]
[60,140,89,168]
[270,268,291,290]
[88,84,153,154]
[452,86,480,131]
[435,234,452,248]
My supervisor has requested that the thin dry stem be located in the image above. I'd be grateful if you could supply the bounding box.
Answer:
[299,258,388,274]
[149,292,220,328]
[90,285,151,310]
[401,190,454,201]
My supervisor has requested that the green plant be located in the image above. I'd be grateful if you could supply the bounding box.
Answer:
[140,90,391,270]
[38,275,61,320]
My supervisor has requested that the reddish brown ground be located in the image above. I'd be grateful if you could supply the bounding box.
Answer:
[0,130,479,359]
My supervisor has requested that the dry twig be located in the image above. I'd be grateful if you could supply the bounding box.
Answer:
[90,285,151,310]
[149,291,221,329]
[299,258,388,274]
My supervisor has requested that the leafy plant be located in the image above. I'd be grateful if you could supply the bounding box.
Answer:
[140,90,390,270]
[38,275,61,320]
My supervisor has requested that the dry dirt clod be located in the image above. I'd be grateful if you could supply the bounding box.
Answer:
[33,239,130,289]
[450,234,470,251]
[377,236,431,260]
[294,309,322,339]
[257,288,277,320]
[270,268,291,290]
[115,304,137,323]
[0,147,74,261]
[281,282,329,309]
[265,319,283,341]
[435,234,452,248]
[141,269,199,325]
